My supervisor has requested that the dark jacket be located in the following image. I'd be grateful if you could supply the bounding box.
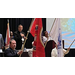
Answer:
[14,31,25,50]
[4,48,19,57]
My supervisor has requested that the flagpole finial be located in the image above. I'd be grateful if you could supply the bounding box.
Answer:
[7,19,9,23]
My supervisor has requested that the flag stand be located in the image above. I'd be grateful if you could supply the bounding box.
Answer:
[44,18,56,48]
[20,18,34,57]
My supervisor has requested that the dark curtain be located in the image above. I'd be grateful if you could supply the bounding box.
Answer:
[0,18,46,48]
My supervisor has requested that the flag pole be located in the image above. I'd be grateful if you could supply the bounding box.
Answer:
[20,18,34,57]
[7,19,9,27]
[44,18,56,48]
[69,39,75,48]
[64,39,75,56]
[7,19,9,23]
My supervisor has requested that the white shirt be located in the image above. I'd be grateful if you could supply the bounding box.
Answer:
[43,36,52,44]
[51,47,69,57]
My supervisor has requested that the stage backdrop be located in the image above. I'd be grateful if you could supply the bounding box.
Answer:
[46,18,75,49]
[0,18,46,48]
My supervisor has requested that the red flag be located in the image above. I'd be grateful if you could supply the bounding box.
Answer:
[30,18,45,57]
[5,20,10,46]
[30,19,36,37]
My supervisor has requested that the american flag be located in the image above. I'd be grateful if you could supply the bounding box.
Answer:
[5,19,10,46]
